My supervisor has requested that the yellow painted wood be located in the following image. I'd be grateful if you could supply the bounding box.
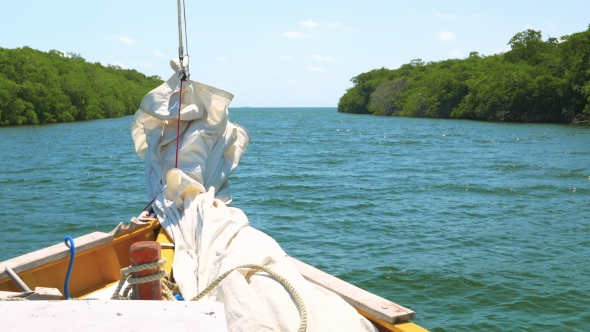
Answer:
[32,261,67,295]
[71,280,120,299]
[0,220,159,298]
[0,219,430,332]
[384,322,429,332]
[19,273,38,291]
[72,251,107,294]
[358,308,429,332]
[0,281,17,292]
[155,228,174,278]
[92,246,122,282]
[112,225,156,268]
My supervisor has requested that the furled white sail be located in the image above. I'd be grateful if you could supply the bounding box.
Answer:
[131,59,377,332]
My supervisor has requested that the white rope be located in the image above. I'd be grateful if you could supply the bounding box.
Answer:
[114,260,308,331]
[110,258,167,300]
[190,264,308,332]
[2,258,308,331]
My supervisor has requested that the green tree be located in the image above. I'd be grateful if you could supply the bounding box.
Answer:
[367,79,409,116]
[0,46,163,126]
[338,26,590,124]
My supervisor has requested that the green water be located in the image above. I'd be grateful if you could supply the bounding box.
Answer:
[1,108,589,331]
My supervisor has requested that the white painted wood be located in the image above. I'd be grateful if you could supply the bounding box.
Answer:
[0,287,62,300]
[288,256,415,323]
[0,300,228,332]
[26,287,62,300]
[0,232,113,281]
[0,290,23,299]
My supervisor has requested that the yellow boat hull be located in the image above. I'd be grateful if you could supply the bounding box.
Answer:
[0,219,427,332]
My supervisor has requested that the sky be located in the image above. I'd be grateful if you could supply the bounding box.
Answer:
[1,0,589,107]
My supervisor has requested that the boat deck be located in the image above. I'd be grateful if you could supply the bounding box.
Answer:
[0,219,427,332]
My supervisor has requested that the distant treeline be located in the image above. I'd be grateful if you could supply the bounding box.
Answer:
[0,47,162,126]
[338,27,590,124]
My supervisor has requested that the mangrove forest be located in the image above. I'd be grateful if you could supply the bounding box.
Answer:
[0,47,162,126]
[338,27,590,124]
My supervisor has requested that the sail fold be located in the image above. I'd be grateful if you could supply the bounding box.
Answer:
[131,59,376,332]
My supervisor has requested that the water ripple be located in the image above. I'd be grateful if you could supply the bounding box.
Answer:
[1,109,589,331]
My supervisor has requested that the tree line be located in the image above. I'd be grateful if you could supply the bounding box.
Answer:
[0,46,162,125]
[338,27,590,124]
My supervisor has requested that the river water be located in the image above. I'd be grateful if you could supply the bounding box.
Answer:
[1,108,589,331]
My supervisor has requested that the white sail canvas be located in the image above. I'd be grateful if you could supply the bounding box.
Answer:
[131,59,376,332]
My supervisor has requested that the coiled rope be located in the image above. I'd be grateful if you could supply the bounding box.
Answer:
[111,260,308,332]
[110,259,167,300]
[190,263,308,332]
[1,258,308,331]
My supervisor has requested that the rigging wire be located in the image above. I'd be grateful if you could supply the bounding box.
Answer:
[183,0,189,78]
[177,0,190,78]
[142,0,191,212]
[177,0,184,73]
[175,0,189,169]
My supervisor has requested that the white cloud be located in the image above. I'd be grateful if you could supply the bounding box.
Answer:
[524,24,536,30]
[154,50,163,58]
[310,55,339,61]
[435,31,456,42]
[447,50,462,57]
[279,54,293,60]
[113,35,136,44]
[326,22,343,28]
[306,66,326,72]
[110,61,127,69]
[217,56,228,61]
[284,31,305,38]
[435,13,459,19]
[301,20,319,28]
[549,23,557,29]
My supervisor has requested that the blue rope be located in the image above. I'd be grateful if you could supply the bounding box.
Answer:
[64,236,75,300]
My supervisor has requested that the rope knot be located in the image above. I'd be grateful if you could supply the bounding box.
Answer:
[111,258,168,300]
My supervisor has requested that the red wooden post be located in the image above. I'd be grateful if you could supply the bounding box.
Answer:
[130,241,162,300]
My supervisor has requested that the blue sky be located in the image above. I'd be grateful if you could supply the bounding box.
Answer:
[2,0,589,107]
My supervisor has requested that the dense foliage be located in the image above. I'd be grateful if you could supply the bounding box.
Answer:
[0,47,162,125]
[338,27,590,124]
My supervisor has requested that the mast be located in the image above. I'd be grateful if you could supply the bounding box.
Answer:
[177,0,189,79]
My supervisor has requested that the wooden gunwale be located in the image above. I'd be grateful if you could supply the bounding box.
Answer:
[0,220,427,331]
